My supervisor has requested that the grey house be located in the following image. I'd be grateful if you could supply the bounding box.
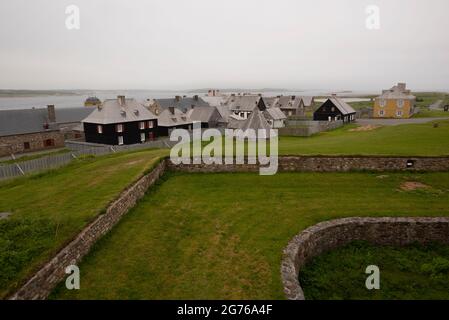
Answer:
[186,106,223,128]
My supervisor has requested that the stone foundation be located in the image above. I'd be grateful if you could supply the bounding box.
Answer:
[281,217,449,300]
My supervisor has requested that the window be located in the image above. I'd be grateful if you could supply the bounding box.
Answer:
[44,139,55,147]
[379,99,386,107]
[397,110,403,117]
[97,125,103,134]
[118,136,124,145]
[379,110,385,116]
[140,132,146,142]
[331,107,335,112]
[397,99,404,108]
[139,121,145,130]
[116,124,124,133]
[24,142,30,150]
[147,121,154,128]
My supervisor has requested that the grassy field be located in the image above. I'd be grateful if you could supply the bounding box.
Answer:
[195,120,449,157]
[300,241,449,300]
[50,171,449,299]
[0,149,166,299]
[278,120,449,156]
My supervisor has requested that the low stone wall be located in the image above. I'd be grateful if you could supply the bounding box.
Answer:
[9,159,167,300]
[168,156,449,172]
[281,217,449,300]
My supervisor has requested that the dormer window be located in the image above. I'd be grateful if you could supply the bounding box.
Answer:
[116,124,124,133]
[97,125,103,134]
[172,118,177,123]
[181,117,187,121]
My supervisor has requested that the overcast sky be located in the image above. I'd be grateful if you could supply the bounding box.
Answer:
[1,0,448,91]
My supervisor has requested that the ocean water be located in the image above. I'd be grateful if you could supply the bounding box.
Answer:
[0,89,376,111]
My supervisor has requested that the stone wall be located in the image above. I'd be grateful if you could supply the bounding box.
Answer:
[9,159,166,300]
[0,131,65,156]
[8,156,449,299]
[168,156,449,172]
[281,217,449,300]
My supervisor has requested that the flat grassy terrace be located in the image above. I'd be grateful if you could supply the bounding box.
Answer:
[0,149,166,299]
[198,120,449,156]
[278,120,449,156]
[51,171,449,299]
[300,241,449,300]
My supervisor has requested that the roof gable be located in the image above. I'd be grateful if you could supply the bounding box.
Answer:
[82,97,157,125]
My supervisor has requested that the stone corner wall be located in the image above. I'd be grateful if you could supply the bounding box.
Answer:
[281,217,449,300]
[9,159,167,300]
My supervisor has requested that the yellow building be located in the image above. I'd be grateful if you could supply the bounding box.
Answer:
[373,83,416,118]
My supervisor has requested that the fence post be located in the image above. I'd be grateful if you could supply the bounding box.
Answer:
[15,163,25,176]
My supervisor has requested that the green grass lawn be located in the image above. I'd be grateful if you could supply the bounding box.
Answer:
[50,171,449,300]
[300,241,449,300]
[195,120,449,157]
[280,120,449,156]
[0,148,166,299]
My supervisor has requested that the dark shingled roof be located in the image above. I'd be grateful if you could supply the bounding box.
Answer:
[0,107,93,136]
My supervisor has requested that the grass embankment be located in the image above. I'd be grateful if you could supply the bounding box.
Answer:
[0,148,166,299]
[300,241,449,300]
[51,171,449,299]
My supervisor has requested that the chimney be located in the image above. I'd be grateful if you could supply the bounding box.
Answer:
[47,105,56,123]
[291,95,296,100]
[117,95,126,106]
[193,95,199,101]
[175,95,181,102]
[169,106,175,115]
[331,93,337,97]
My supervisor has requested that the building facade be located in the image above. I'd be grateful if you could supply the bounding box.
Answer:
[313,95,356,123]
[373,83,416,118]
[0,105,65,157]
[82,96,158,145]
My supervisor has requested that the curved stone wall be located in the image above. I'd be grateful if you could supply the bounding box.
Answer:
[281,217,449,300]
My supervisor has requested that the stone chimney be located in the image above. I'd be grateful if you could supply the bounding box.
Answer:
[47,105,56,123]
[117,95,126,106]
[169,106,175,115]
[175,96,181,102]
